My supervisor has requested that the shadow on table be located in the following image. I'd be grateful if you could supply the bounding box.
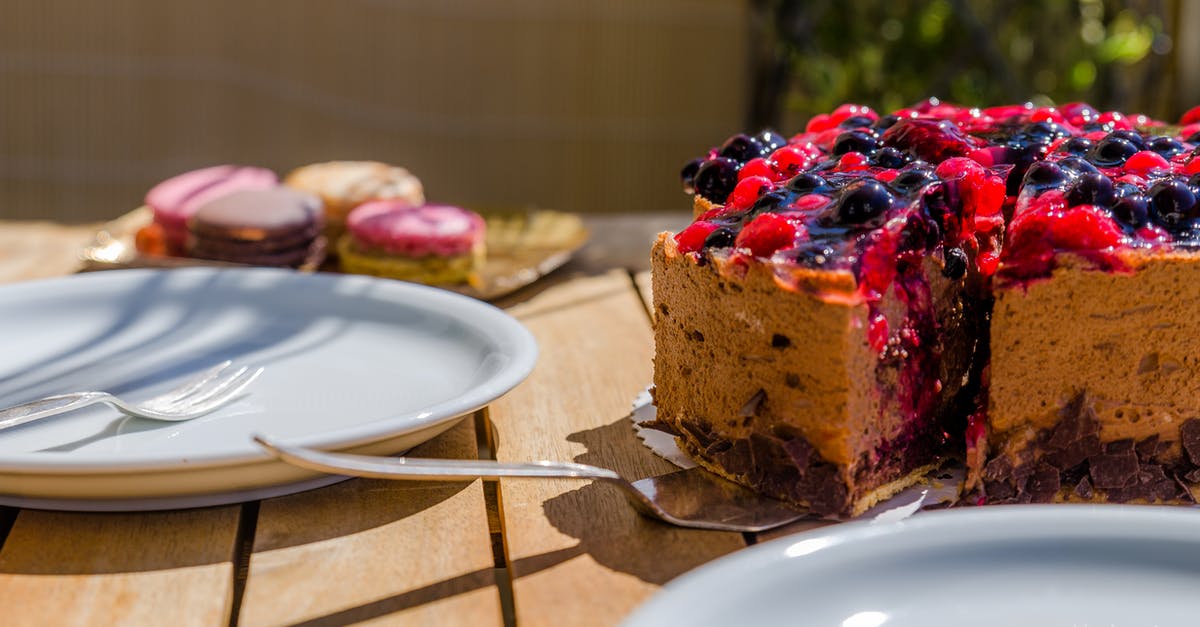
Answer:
[0,420,478,575]
[535,416,745,586]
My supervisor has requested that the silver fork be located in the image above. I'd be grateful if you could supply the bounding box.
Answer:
[0,361,264,432]
[253,435,811,532]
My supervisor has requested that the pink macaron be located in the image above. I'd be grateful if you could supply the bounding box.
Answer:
[346,201,485,257]
[145,165,278,254]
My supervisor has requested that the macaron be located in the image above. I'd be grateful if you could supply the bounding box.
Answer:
[283,161,424,242]
[187,188,325,268]
[337,201,486,285]
[145,165,278,255]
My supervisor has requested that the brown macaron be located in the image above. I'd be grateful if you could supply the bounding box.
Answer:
[187,188,326,268]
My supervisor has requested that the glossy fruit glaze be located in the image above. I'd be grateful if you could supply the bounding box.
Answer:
[678,99,1200,292]
[672,99,1198,477]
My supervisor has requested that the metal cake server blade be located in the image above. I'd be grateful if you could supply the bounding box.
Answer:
[253,434,811,532]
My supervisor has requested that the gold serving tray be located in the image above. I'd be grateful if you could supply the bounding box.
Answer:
[81,206,589,301]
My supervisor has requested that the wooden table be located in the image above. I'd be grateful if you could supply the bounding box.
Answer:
[0,214,825,626]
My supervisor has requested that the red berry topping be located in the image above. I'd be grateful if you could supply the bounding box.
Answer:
[673,220,720,254]
[727,176,773,209]
[805,113,834,133]
[1097,111,1133,130]
[1123,150,1171,175]
[836,152,870,171]
[738,158,775,182]
[1061,102,1099,125]
[735,213,801,258]
[1003,192,1129,280]
[1030,107,1066,125]
[883,118,981,163]
[791,194,833,213]
[769,145,814,177]
[1181,105,1200,126]
[982,102,1033,121]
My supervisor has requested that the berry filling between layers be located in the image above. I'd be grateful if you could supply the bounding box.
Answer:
[669,98,1200,509]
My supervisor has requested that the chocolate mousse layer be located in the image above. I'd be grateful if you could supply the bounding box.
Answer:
[981,251,1200,503]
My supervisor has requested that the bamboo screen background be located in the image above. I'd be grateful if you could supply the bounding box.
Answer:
[0,1,749,222]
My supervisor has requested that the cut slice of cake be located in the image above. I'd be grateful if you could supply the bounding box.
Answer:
[651,106,1008,515]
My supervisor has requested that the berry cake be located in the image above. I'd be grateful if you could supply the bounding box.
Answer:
[652,100,1200,516]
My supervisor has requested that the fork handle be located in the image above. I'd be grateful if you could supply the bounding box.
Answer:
[254,435,624,483]
[0,392,111,432]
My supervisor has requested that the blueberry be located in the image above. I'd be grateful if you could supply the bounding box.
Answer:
[834,179,893,225]
[1022,162,1069,191]
[889,167,939,195]
[1021,121,1072,145]
[839,115,875,129]
[871,146,909,168]
[1114,182,1141,199]
[1056,137,1094,156]
[1057,156,1100,176]
[786,172,828,195]
[1148,179,1199,231]
[1111,194,1149,228]
[942,247,968,280]
[872,115,900,131]
[1088,137,1139,167]
[1147,136,1186,159]
[693,157,740,201]
[756,130,788,152]
[680,158,704,193]
[703,227,736,249]
[832,130,879,156]
[719,133,767,162]
[1066,172,1115,207]
[1109,130,1146,150]
[748,190,791,215]
[1083,122,1113,133]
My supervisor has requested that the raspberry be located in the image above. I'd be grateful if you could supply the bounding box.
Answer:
[673,220,720,254]
[1181,105,1200,126]
[735,213,800,258]
[1123,150,1170,175]
[767,145,813,178]
[727,176,773,209]
[1097,111,1133,130]
[737,158,775,182]
[836,152,870,171]
[1030,107,1066,125]
[805,113,834,133]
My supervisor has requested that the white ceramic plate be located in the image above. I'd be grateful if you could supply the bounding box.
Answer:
[0,267,536,510]
[625,505,1200,627]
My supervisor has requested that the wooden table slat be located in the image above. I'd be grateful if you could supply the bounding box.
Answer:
[0,507,241,627]
[237,416,502,627]
[487,270,746,627]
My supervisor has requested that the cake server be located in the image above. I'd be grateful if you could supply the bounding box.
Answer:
[253,434,811,532]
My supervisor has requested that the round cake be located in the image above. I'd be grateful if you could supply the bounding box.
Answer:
[653,100,1200,515]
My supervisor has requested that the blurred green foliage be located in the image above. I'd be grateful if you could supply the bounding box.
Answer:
[752,0,1186,128]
